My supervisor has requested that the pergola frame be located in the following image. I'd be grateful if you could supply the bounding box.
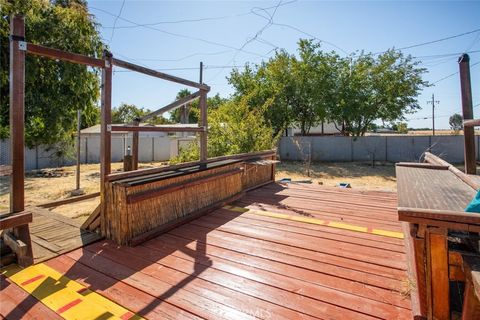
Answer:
[7,14,210,264]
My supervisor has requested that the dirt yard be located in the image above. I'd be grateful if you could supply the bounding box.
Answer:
[275,161,397,192]
[0,161,168,223]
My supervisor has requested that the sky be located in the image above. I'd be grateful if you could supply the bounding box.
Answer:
[88,0,480,129]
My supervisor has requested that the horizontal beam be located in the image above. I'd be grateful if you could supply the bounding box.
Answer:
[38,192,100,209]
[26,43,106,68]
[141,90,201,122]
[112,58,210,91]
[464,119,480,127]
[110,125,205,133]
[0,211,32,230]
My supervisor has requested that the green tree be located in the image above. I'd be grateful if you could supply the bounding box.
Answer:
[111,103,149,124]
[0,0,104,147]
[328,50,427,136]
[449,113,463,133]
[169,90,227,123]
[171,94,277,163]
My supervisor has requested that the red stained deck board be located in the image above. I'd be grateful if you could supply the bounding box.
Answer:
[2,184,411,319]
[169,221,407,279]
[84,241,382,320]
[82,242,319,320]
[187,216,406,270]
[0,275,62,320]
[158,232,406,292]
[237,198,402,230]
[65,249,250,320]
[216,208,405,248]
[44,255,199,320]
[143,233,410,308]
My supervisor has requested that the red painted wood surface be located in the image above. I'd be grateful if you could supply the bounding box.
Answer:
[2,183,412,319]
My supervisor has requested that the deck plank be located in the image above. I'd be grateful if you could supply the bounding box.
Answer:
[2,183,412,319]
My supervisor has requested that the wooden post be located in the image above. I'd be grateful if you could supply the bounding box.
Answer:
[76,109,81,190]
[132,118,139,170]
[199,62,207,161]
[9,14,33,266]
[459,54,476,175]
[427,228,450,320]
[100,51,112,221]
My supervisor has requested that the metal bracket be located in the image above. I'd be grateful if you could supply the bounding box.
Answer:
[105,60,111,68]
[106,124,112,132]
[18,41,26,51]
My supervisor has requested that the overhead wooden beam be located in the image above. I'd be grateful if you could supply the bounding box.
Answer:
[26,43,106,68]
[110,125,205,132]
[459,54,476,175]
[140,91,201,122]
[112,58,210,91]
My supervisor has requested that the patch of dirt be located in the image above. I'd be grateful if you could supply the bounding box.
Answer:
[275,161,397,192]
[0,161,168,219]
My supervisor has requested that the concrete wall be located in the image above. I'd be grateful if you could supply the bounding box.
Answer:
[278,135,479,163]
[0,135,191,171]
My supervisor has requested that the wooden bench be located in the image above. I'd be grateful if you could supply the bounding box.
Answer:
[396,158,480,320]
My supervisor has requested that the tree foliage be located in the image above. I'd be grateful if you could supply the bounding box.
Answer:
[171,95,278,163]
[228,39,427,136]
[0,0,104,147]
[169,89,227,124]
[449,113,463,133]
[111,103,171,125]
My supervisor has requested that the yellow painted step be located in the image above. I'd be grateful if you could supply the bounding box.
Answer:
[2,263,143,320]
[223,205,404,239]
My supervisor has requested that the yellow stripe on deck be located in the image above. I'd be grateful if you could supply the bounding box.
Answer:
[2,263,143,320]
[223,205,404,239]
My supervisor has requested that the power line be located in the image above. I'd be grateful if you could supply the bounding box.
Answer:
[90,6,269,58]
[373,27,480,55]
[108,0,126,44]
[98,0,298,29]
[431,60,480,84]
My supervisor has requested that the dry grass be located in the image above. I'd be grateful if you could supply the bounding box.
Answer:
[0,161,168,223]
[275,161,397,191]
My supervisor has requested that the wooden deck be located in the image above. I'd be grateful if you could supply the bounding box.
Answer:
[29,207,102,263]
[1,183,411,319]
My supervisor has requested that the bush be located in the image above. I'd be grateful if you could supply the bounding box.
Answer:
[171,95,278,164]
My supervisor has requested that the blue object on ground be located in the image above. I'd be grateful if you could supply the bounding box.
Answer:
[465,190,480,213]
[337,182,351,188]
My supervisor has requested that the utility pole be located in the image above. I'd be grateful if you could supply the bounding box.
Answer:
[427,94,440,136]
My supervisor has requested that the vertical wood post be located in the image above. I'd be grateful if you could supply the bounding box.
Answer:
[76,109,81,190]
[199,62,207,161]
[459,54,476,174]
[132,118,139,170]
[100,51,112,220]
[10,15,25,214]
[199,90,207,161]
[9,14,33,266]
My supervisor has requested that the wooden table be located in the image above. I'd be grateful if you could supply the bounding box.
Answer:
[396,164,480,320]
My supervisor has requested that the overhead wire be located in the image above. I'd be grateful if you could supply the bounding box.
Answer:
[108,0,126,44]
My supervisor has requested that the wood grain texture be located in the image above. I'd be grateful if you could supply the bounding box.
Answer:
[10,183,412,319]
